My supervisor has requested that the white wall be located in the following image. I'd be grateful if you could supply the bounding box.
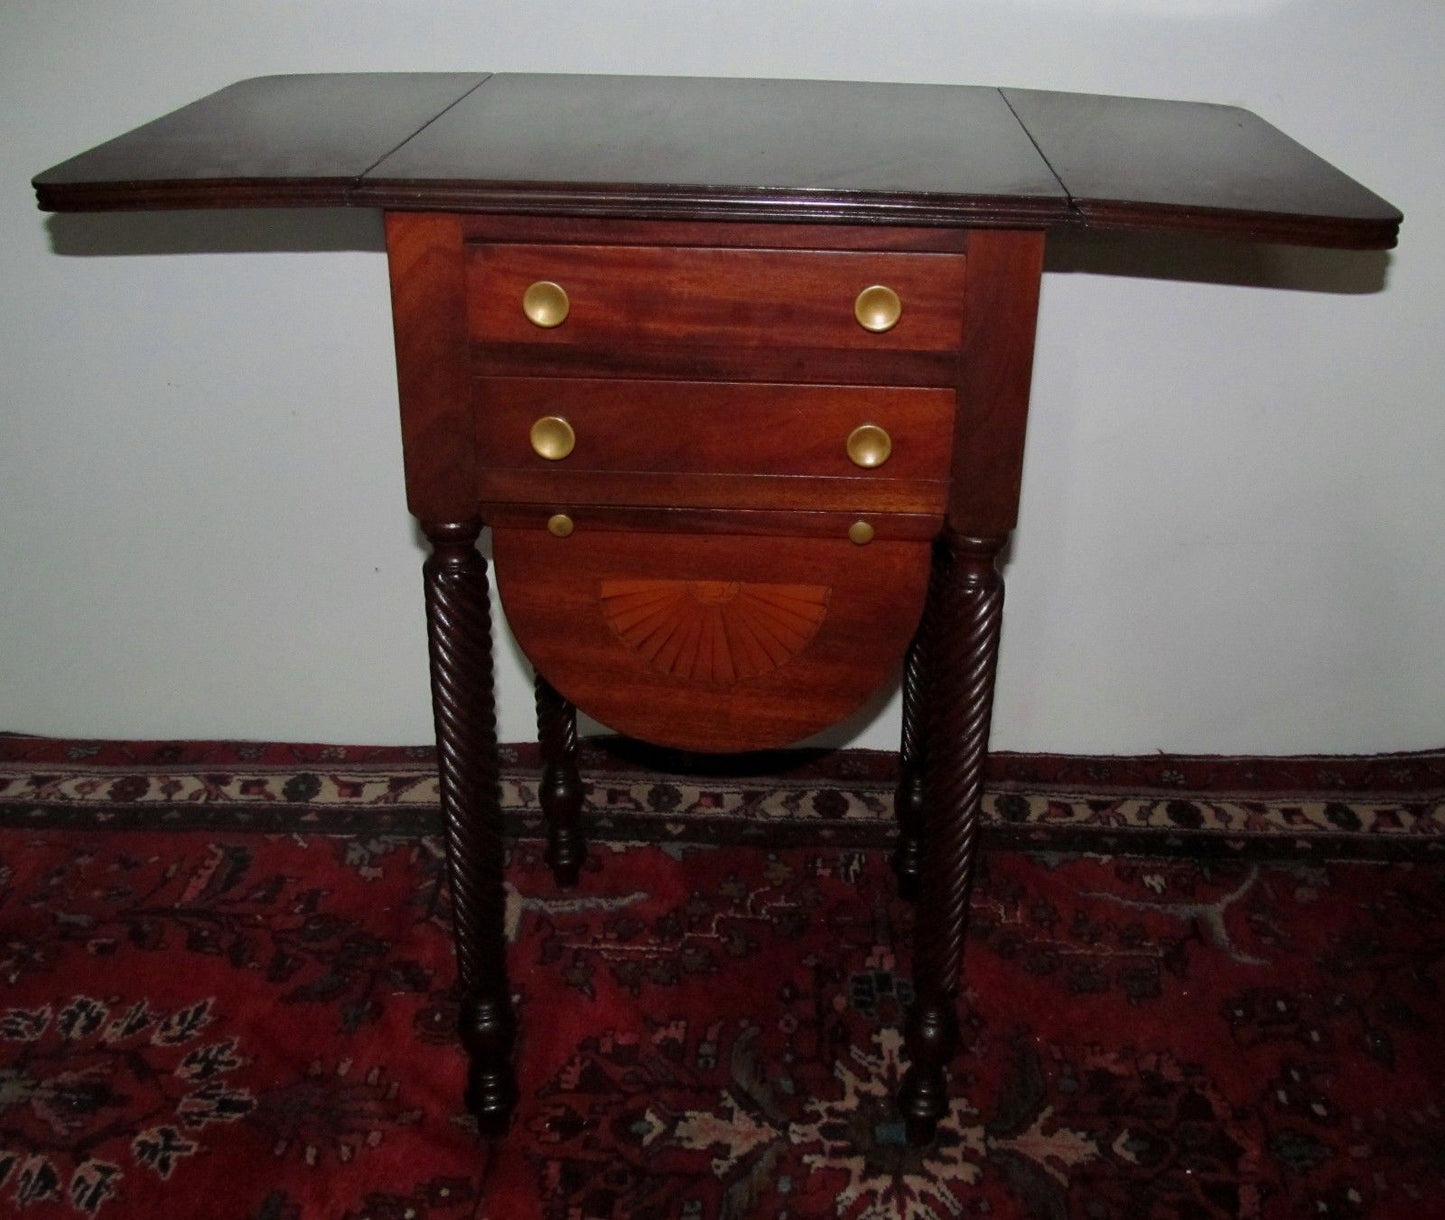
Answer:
[2,1,1441,754]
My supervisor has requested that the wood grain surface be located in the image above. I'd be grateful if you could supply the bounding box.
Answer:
[34,74,486,210]
[466,244,967,352]
[492,528,932,752]
[472,379,955,482]
[471,342,961,388]
[474,468,949,517]
[385,213,476,523]
[946,230,1046,535]
[475,504,943,541]
[33,74,1401,246]
[1002,88,1402,248]
[34,68,1406,1151]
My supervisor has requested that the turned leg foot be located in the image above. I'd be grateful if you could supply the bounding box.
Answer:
[423,520,516,1133]
[461,993,518,1137]
[535,674,585,887]
[900,999,960,1145]
[898,534,1004,1143]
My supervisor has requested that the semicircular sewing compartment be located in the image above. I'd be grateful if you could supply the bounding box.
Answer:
[467,224,966,753]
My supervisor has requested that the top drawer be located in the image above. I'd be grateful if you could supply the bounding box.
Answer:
[466,244,967,352]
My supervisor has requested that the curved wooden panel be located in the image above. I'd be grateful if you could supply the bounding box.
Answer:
[492,528,931,752]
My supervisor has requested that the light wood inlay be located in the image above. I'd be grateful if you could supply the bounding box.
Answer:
[600,579,830,683]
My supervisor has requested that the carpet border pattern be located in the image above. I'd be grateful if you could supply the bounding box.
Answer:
[1,735,1441,861]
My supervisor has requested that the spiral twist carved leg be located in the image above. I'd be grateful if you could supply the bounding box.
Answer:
[422,520,516,1136]
[535,674,585,887]
[892,574,938,900]
[899,534,1005,1146]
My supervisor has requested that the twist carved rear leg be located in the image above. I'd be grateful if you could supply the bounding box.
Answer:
[899,534,1004,1146]
[422,520,516,1135]
[892,577,937,901]
[535,674,585,887]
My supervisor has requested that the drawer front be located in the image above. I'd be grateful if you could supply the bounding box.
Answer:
[467,244,967,352]
[474,378,954,481]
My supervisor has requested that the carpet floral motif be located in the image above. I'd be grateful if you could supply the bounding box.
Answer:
[0,831,474,1217]
[487,846,1445,1218]
[0,770,1442,1215]
[0,994,250,1213]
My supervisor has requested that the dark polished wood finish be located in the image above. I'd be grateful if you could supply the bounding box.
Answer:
[492,529,933,753]
[420,520,515,1134]
[476,503,945,542]
[467,244,968,351]
[460,215,973,251]
[366,75,1063,225]
[899,534,1006,1145]
[35,74,487,212]
[535,675,585,888]
[386,214,474,523]
[474,379,954,517]
[892,612,931,901]
[946,230,1046,535]
[473,379,955,482]
[36,74,1400,247]
[472,342,961,389]
[1001,88,1402,249]
[33,75,1402,1147]
[475,467,948,517]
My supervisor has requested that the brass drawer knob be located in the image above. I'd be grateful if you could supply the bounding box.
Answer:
[547,513,575,538]
[530,415,576,460]
[854,285,902,333]
[848,520,875,545]
[846,423,892,469]
[522,280,570,328]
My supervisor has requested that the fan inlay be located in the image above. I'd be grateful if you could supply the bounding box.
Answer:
[599,579,831,684]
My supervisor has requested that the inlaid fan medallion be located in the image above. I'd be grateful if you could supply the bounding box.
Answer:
[599,579,831,684]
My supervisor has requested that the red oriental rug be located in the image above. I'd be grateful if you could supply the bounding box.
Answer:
[1,738,1443,1218]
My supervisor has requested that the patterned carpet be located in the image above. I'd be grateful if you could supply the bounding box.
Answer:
[1,738,1443,1218]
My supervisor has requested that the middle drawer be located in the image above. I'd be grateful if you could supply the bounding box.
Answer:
[476,376,953,478]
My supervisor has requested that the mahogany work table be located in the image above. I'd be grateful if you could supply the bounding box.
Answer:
[34,74,1401,1145]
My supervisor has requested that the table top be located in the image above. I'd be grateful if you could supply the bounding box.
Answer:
[33,73,1400,248]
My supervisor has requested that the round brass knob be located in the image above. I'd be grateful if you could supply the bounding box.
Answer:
[846,423,892,469]
[854,285,902,333]
[547,513,575,538]
[522,280,570,328]
[530,415,576,461]
[848,520,875,546]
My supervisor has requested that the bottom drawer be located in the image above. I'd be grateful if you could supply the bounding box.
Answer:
[492,526,931,752]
